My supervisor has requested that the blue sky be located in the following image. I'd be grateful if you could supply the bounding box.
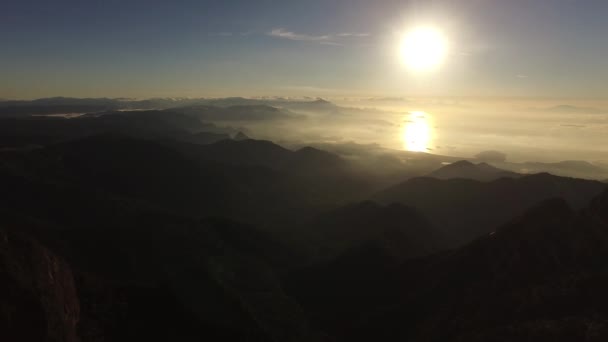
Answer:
[2,0,608,99]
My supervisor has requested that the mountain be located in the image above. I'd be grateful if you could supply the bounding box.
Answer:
[185,131,230,144]
[0,97,122,117]
[427,160,520,181]
[0,227,80,342]
[165,138,375,220]
[171,138,371,200]
[514,160,608,180]
[172,138,347,174]
[374,172,606,246]
[233,131,250,140]
[172,104,304,121]
[0,132,330,340]
[0,210,320,342]
[0,97,320,118]
[191,97,264,107]
[174,138,294,168]
[0,110,208,148]
[3,99,608,341]
[300,201,444,261]
[1,134,374,229]
[0,135,274,223]
[282,201,444,330]
[285,189,608,341]
[278,98,338,113]
[542,104,606,114]
[349,190,608,341]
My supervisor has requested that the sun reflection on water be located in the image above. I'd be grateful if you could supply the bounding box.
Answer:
[403,111,432,152]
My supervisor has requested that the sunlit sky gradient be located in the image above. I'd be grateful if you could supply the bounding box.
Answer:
[2,0,608,99]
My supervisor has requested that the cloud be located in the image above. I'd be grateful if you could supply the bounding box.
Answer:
[267,29,371,46]
[516,74,528,79]
[267,28,330,41]
[320,41,344,47]
[278,85,346,93]
[336,32,371,37]
[366,97,409,103]
[540,105,606,114]
[560,124,586,128]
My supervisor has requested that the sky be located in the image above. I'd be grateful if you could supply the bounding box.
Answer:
[2,0,608,99]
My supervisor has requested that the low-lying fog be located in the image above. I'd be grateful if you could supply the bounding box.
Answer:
[238,97,608,165]
[2,96,607,179]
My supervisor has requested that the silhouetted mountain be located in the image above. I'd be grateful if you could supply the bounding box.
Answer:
[348,190,608,341]
[193,97,264,107]
[0,97,122,117]
[515,160,608,180]
[233,131,250,140]
[0,96,347,115]
[176,138,293,167]
[375,173,606,246]
[185,96,339,113]
[1,134,374,230]
[0,134,291,222]
[173,138,347,175]
[302,201,444,261]
[186,131,231,144]
[285,188,608,341]
[283,240,403,334]
[173,105,303,121]
[0,211,320,342]
[281,201,445,331]
[6,97,121,107]
[0,104,112,118]
[542,104,606,114]
[3,100,608,341]
[117,110,205,132]
[278,98,338,113]
[291,146,346,172]
[0,134,324,340]
[164,138,375,223]
[0,110,209,148]
[0,227,80,342]
[427,160,520,181]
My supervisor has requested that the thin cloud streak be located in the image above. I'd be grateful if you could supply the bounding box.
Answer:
[336,32,371,37]
[268,28,330,41]
[320,41,345,47]
[209,29,371,46]
[267,28,371,45]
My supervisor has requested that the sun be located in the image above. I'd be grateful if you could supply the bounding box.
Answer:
[401,27,448,71]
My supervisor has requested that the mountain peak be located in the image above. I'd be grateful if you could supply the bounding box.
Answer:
[313,98,332,105]
[449,160,475,167]
[428,160,519,181]
[511,197,573,225]
[233,131,250,141]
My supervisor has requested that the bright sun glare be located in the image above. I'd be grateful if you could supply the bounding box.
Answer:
[401,27,448,71]
[403,111,432,152]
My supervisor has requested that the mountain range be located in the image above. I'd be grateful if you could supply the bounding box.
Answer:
[375,172,605,246]
[426,160,520,181]
[1,98,607,341]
